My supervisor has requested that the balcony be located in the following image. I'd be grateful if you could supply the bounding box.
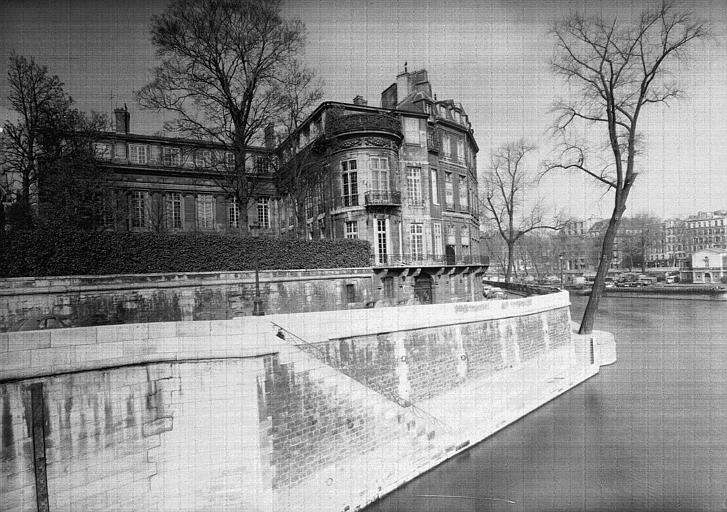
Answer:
[365,191,401,207]
[325,113,402,139]
[371,253,490,267]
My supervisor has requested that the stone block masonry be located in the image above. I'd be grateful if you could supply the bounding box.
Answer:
[0,268,374,332]
[0,291,616,512]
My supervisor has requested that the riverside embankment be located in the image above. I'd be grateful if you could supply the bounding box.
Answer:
[1,291,614,512]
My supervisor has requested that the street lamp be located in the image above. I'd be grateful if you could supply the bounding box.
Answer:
[559,253,564,289]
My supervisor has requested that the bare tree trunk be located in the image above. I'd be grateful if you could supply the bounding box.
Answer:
[505,241,515,283]
[580,203,624,334]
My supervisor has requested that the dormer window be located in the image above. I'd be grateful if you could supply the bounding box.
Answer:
[93,143,111,160]
[129,144,149,164]
[163,147,181,166]
[195,150,211,168]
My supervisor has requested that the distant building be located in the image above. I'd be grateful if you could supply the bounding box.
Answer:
[684,210,727,254]
[689,248,727,284]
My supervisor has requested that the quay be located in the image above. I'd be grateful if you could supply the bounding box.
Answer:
[0,290,615,512]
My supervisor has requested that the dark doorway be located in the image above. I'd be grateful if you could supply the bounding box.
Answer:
[445,245,456,265]
[414,274,434,304]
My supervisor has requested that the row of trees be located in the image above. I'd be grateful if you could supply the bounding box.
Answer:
[1,1,709,334]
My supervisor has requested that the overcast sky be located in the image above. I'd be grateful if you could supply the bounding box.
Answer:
[1,0,726,222]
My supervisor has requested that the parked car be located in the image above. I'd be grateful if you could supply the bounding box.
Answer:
[9,315,71,332]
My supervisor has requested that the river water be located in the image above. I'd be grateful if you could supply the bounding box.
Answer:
[366,296,727,511]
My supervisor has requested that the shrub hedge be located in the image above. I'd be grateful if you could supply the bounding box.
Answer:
[0,230,372,278]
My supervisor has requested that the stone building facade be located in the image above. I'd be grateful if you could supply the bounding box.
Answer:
[94,107,278,236]
[275,69,486,304]
[83,69,487,306]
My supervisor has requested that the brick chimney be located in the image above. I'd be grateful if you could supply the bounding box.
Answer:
[353,95,367,106]
[264,124,276,149]
[114,105,130,134]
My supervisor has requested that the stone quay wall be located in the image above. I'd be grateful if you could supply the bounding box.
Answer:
[0,291,616,512]
[0,268,374,332]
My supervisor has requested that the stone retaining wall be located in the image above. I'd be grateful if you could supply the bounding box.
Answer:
[0,292,616,512]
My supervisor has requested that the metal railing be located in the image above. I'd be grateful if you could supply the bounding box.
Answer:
[364,190,402,206]
[270,321,452,431]
[371,253,490,267]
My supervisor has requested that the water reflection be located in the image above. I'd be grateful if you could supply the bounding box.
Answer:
[366,296,727,511]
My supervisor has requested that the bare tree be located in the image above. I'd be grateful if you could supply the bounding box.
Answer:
[1,54,109,231]
[274,60,325,238]
[545,2,709,334]
[137,0,319,234]
[481,140,564,283]
[1,54,71,228]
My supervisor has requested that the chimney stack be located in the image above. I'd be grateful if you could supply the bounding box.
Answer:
[114,105,130,134]
[264,124,276,149]
[353,95,367,106]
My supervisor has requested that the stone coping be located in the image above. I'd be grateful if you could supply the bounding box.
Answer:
[0,292,570,383]
[0,267,373,295]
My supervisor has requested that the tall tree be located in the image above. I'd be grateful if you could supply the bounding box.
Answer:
[1,54,108,230]
[480,140,563,283]
[1,54,70,228]
[546,2,709,334]
[137,0,319,234]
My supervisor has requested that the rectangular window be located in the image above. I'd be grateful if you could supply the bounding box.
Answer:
[254,155,269,174]
[225,152,235,168]
[457,140,465,163]
[345,221,358,239]
[131,191,145,228]
[305,190,314,219]
[346,284,356,303]
[461,226,470,257]
[431,169,439,205]
[163,147,181,167]
[377,218,388,265]
[196,194,214,229]
[370,157,389,192]
[442,134,451,157]
[165,192,182,229]
[447,223,456,245]
[406,167,422,205]
[445,172,454,208]
[403,117,419,144]
[433,223,443,257]
[342,160,358,207]
[257,197,270,228]
[228,198,239,228]
[410,223,424,261]
[459,176,468,209]
[93,143,111,160]
[130,145,149,164]
[195,150,211,168]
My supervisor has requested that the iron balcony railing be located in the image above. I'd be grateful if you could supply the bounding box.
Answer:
[371,253,490,267]
[364,190,402,206]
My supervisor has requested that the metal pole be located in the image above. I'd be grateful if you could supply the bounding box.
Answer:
[559,254,564,289]
[252,265,264,316]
